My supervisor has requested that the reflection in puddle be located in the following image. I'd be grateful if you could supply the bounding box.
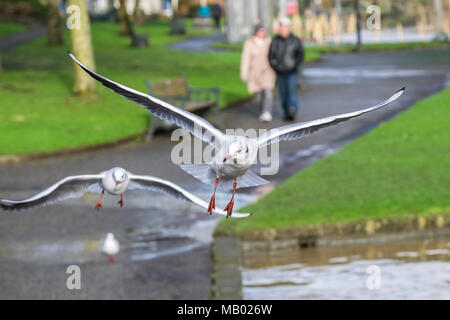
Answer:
[0,238,100,263]
[242,237,450,299]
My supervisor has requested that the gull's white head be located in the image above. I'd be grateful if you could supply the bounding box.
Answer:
[223,139,250,164]
[112,168,127,186]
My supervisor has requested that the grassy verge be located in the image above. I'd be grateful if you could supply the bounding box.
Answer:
[0,20,246,156]
[0,22,27,38]
[214,40,450,56]
[216,88,450,236]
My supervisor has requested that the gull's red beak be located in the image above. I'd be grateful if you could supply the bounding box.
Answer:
[115,180,120,186]
[223,154,232,162]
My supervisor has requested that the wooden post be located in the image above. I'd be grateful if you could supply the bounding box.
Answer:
[396,23,403,42]
[417,19,425,40]
[330,10,341,44]
[433,0,443,33]
[291,13,303,38]
[313,17,323,44]
[347,13,356,34]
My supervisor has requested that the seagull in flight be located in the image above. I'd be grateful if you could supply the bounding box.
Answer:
[0,167,250,218]
[68,51,405,217]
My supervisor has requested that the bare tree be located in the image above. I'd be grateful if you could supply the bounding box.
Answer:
[118,0,133,36]
[68,0,97,96]
[354,0,362,51]
[47,0,64,46]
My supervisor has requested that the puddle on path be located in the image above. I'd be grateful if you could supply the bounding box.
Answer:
[242,237,450,299]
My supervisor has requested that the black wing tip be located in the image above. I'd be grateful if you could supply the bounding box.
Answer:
[0,202,14,211]
[397,87,406,93]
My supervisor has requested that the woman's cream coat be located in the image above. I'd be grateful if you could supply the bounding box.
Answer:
[240,36,276,94]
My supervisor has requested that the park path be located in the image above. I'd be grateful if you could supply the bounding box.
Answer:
[0,46,448,299]
[169,32,225,52]
[0,26,47,51]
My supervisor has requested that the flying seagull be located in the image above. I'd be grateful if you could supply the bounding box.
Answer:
[68,51,405,217]
[0,167,250,218]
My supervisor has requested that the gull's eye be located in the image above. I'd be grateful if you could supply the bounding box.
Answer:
[245,146,249,153]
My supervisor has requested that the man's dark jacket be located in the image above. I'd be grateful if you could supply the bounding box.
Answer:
[268,34,304,75]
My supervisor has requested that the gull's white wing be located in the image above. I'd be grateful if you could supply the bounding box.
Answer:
[68,51,224,149]
[257,88,405,147]
[128,174,251,218]
[0,175,104,211]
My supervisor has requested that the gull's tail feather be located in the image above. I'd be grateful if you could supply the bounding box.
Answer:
[179,164,217,185]
[237,170,269,188]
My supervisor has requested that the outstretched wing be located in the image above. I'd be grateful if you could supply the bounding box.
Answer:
[68,51,224,149]
[257,88,405,147]
[128,174,251,218]
[0,175,104,211]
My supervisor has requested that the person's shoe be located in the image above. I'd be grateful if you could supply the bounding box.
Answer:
[259,112,272,122]
[288,108,297,121]
[283,113,296,122]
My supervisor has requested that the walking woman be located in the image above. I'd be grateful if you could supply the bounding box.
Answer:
[240,24,276,122]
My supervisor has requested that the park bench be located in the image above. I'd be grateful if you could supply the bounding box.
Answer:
[145,76,220,136]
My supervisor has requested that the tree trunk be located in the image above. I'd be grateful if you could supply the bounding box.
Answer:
[68,0,97,96]
[354,0,362,52]
[47,0,64,46]
[118,0,133,36]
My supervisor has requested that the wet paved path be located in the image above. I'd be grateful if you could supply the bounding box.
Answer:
[0,47,448,299]
[0,26,47,51]
[169,33,225,52]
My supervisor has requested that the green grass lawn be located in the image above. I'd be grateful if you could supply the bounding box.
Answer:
[216,88,450,235]
[0,22,27,38]
[0,20,249,156]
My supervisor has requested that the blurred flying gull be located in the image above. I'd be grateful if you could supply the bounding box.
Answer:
[68,51,405,217]
[0,167,250,218]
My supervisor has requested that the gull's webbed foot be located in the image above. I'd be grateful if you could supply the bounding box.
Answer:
[117,195,124,208]
[207,194,215,215]
[224,199,234,218]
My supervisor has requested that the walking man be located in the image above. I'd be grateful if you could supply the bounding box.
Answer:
[268,17,304,121]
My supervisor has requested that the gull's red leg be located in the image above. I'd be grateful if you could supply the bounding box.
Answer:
[117,194,124,208]
[95,190,104,211]
[224,181,237,218]
[208,178,220,215]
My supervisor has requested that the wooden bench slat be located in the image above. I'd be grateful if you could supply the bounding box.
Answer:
[151,77,189,97]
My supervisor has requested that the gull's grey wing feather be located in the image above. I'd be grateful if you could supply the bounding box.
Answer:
[0,175,104,211]
[128,174,250,218]
[257,88,405,147]
[68,51,224,149]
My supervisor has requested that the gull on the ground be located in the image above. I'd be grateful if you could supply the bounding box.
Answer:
[102,232,120,263]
